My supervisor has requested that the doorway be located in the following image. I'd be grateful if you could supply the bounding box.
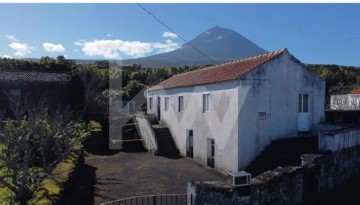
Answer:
[186,130,193,158]
[157,96,161,121]
[207,138,215,168]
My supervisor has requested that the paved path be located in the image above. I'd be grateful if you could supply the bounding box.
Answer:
[87,152,225,205]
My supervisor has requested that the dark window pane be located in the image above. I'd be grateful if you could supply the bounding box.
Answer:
[178,96,184,112]
[299,94,302,112]
[303,94,308,112]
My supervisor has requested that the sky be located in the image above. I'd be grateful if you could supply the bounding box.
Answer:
[0,3,360,66]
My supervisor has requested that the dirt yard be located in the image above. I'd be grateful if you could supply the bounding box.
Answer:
[66,151,225,205]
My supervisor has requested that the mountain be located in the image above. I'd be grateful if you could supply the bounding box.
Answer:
[122,26,268,67]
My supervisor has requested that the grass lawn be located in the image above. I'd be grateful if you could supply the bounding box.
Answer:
[0,145,12,205]
[0,168,12,205]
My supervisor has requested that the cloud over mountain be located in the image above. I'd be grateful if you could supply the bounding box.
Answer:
[122,26,268,67]
[74,38,180,59]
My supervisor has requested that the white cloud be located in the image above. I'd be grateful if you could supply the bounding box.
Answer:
[1,54,12,58]
[6,35,19,42]
[8,42,35,57]
[152,40,180,53]
[43,42,65,52]
[75,39,152,59]
[107,33,113,37]
[74,39,180,59]
[162,31,178,39]
[73,48,79,52]
[217,36,223,40]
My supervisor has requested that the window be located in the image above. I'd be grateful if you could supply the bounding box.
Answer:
[203,94,210,112]
[9,89,21,96]
[178,96,184,112]
[149,97,153,110]
[258,112,267,120]
[299,94,309,113]
[165,97,169,111]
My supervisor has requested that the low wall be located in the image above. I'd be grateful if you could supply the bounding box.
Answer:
[188,166,304,205]
[319,126,360,152]
[134,114,157,154]
[28,146,84,205]
[188,143,360,205]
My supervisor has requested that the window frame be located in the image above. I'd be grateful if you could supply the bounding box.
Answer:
[149,97,153,110]
[299,93,309,113]
[164,96,169,111]
[203,93,210,113]
[9,89,21,96]
[178,96,184,112]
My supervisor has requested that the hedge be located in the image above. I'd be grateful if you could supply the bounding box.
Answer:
[27,145,84,205]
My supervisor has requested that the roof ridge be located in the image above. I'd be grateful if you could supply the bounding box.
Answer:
[173,49,285,77]
[148,48,286,91]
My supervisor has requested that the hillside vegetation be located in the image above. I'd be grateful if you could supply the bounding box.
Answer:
[308,64,360,107]
[1,56,360,106]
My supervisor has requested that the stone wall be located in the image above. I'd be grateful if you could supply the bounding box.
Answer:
[319,126,360,152]
[135,114,157,154]
[188,143,360,205]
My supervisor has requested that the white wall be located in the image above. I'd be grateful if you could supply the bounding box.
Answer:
[135,114,158,154]
[319,128,360,152]
[330,94,360,110]
[237,50,325,170]
[147,81,240,173]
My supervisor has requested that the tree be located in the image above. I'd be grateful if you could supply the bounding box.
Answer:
[130,70,147,84]
[0,102,89,204]
[39,56,56,71]
[123,80,146,101]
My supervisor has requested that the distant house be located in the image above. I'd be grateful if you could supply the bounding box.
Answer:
[145,49,325,173]
[330,88,360,110]
[0,71,83,116]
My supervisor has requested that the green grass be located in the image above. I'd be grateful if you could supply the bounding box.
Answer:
[0,156,12,205]
[28,147,82,205]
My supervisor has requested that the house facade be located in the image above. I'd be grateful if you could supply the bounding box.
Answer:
[146,49,325,173]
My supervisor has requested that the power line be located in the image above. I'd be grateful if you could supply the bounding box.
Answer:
[137,3,218,65]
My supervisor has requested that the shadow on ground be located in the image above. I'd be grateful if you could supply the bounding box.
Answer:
[308,173,360,205]
[61,163,97,205]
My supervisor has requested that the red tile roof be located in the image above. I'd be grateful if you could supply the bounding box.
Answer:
[148,49,285,91]
[350,88,360,94]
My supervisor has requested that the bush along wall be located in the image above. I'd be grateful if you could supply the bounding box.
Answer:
[27,146,84,205]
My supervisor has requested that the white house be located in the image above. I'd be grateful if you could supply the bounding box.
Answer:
[145,49,325,173]
[330,88,360,110]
